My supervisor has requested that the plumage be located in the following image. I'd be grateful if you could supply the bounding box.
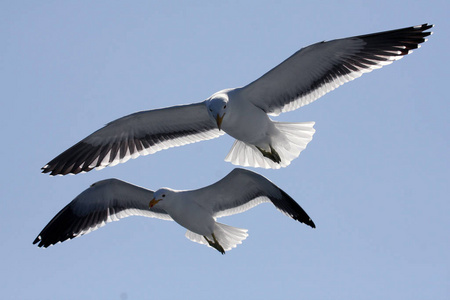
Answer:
[41,24,433,175]
[33,168,315,253]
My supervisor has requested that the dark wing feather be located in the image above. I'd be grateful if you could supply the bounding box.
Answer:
[240,24,433,115]
[33,179,171,248]
[194,168,315,228]
[42,102,223,175]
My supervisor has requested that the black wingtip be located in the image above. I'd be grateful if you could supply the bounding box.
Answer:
[33,235,47,248]
[272,188,317,229]
[356,23,434,47]
[32,235,49,248]
[306,218,316,229]
[33,202,81,248]
[416,23,434,36]
[41,141,99,176]
[32,236,40,245]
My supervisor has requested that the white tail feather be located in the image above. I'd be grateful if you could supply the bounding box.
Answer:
[185,222,248,252]
[224,121,315,169]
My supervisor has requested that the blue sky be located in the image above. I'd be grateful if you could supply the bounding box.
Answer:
[1,1,448,299]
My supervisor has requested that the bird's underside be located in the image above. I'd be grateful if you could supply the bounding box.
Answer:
[34,169,316,253]
[41,24,432,175]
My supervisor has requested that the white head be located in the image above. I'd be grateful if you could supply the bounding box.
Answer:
[149,188,175,208]
[206,90,230,130]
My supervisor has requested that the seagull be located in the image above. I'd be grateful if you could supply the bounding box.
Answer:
[41,24,433,175]
[33,168,315,253]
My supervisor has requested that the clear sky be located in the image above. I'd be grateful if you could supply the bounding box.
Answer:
[1,1,448,299]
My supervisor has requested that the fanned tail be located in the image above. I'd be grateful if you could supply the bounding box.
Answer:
[185,222,248,253]
[224,121,315,169]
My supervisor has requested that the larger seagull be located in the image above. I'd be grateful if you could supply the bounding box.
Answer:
[42,24,433,175]
[33,168,315,253]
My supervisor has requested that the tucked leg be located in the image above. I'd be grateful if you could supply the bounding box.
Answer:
[256,145,281,164]
[204,233,225,255]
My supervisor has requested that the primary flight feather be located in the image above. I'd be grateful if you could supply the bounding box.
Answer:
[42,24,433,175]
[33,168,315,253]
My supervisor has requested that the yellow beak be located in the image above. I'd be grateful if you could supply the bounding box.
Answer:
[149,198,161,208]
[216,113,225,131]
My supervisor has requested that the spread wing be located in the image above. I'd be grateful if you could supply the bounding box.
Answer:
[239,24,433,116]
[193,168,315,228]
[33,178,172,248]
[42,102,224,175]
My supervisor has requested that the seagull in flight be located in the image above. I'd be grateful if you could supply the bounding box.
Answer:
[42,24,433,175]
[33,168,315,254]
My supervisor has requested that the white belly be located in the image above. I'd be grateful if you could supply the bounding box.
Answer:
[222,100,275,147]
[168,201,215,236]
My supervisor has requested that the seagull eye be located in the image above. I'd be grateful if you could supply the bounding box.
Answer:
[209,108,212,112]
[223,105,227,109]
[162,194,165,198]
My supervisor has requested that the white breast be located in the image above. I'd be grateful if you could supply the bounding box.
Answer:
[164,194,216,237]
[223,90,274,146]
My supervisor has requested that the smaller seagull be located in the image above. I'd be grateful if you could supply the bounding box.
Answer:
[41,24,433,175]
[33,168,315,254]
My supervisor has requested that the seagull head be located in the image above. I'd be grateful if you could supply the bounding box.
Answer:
[150,188,174,208]
[206,92,229,131]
